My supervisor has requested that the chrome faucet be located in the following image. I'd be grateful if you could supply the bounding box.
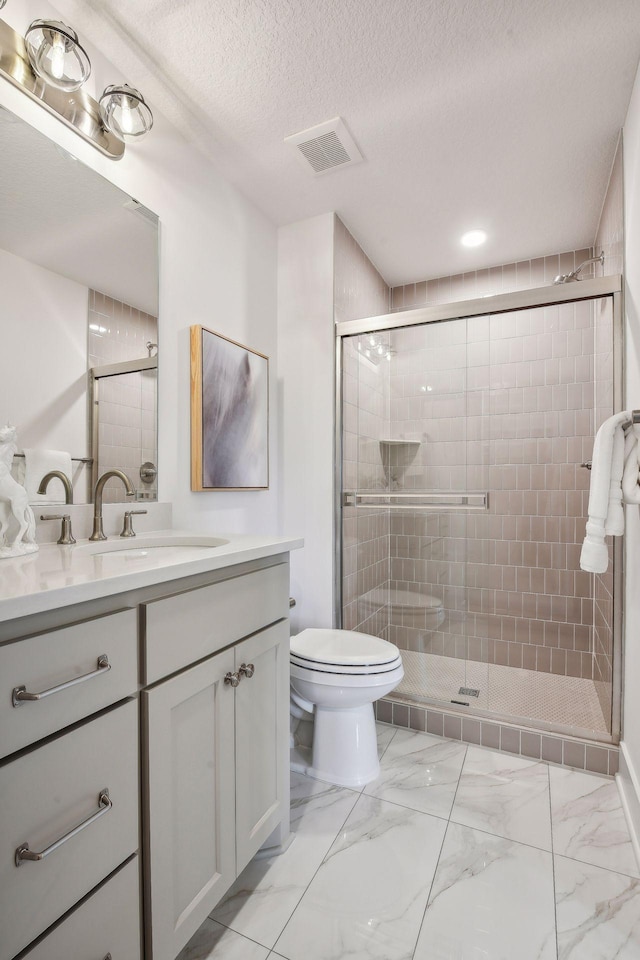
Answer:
[89,469,135,541]
[37,470,73,504]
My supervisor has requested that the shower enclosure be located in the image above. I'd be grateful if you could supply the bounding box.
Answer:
[336,276,622,744]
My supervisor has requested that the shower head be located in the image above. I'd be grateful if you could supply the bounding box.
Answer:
[553,252,604,285]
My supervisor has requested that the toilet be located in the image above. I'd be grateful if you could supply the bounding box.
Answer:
[289,628,404,788]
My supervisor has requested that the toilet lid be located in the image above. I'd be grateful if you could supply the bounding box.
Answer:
[290,628,400,667]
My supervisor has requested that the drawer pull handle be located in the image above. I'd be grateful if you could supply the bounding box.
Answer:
[224,671,240,687]
[239,662,255,679]
[15,789,112,867]
[12,654,111,708]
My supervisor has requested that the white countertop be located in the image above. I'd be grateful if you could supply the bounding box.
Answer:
[0,530,303,622]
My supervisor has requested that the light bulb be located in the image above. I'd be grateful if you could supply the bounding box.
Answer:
[50,32,66,80]
[119,94,134,136]
[369,336,376,347]
[377,344,384,355]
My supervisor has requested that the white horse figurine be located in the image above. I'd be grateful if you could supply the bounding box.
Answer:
[0,425,38,558]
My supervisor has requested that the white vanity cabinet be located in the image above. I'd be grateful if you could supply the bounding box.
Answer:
[0,611,140,960]
[0,546,293,960]
[142,565,290,960]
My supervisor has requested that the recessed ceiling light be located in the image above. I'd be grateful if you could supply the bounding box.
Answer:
[461,229,487,247]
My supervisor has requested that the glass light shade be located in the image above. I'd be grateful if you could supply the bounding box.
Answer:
[25,20,91,92]
[99,85,153,142]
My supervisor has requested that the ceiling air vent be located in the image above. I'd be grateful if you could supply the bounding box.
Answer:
[285,117,363,176]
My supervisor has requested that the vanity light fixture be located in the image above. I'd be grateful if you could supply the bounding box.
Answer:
[25,20,91,91]
[0,15,153,158]
[99,85,153,142]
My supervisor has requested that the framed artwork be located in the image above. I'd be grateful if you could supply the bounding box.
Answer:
[190,325,269,491]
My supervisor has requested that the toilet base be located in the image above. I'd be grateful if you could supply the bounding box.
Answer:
[296,702,380,788]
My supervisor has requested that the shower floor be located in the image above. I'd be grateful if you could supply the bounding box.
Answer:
[395,650,608,734]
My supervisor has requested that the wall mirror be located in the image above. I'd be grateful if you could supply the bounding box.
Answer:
[0,103,159,505]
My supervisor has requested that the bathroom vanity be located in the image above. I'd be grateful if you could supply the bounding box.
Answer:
[0,532,301,960]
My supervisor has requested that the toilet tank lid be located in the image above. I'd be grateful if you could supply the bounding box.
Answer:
[290,628,400,666]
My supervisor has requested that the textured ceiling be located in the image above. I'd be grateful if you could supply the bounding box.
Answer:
[0,109,158,314]
[53,0,640,285]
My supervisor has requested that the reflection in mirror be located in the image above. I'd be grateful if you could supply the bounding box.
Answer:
[91,356,158,504]
[0,103,159,504]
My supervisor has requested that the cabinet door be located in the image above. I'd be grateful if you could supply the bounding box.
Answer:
[143,648,236,960]
[234,621,290,873]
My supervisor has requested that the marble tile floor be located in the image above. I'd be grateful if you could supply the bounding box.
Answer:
[179,726,640,960]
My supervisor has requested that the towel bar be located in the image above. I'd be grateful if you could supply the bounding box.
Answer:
[343,491,488,510]
[12,453,93,464]
[622,410,640,429]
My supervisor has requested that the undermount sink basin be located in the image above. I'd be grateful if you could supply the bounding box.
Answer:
[74,535,229,558]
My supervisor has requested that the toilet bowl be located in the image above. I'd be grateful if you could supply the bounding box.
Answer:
[290,628,404,788]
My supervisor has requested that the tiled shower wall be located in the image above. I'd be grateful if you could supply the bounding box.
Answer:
[336,216,393,635]
[384,300,610,682]
[88,290,158,503]
[390,248,593,310]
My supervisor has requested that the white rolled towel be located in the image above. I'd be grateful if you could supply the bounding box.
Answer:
[605,422,626,535]
[622,423,640,505]
[23,448,73,504]
[580,411,630,573]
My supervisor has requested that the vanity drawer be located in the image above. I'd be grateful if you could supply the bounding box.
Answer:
[143,561,289,682]
[0,700,139,960]
[21,857,141,960]
[0,608,138,760]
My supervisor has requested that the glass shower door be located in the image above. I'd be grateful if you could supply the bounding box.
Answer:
[341,294,616,737]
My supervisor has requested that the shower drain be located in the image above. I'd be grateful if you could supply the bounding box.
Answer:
[458,687,480,698]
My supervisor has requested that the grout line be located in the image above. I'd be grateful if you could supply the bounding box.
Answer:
[547,762,560,958]
[410,742,468,960]
[268,783,362,954]
[204,918,275,953]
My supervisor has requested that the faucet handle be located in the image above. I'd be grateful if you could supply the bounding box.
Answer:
[40,514,76,545]
[120,509,148,538]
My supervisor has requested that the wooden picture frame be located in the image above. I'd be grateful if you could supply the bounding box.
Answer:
[190,325,269,491]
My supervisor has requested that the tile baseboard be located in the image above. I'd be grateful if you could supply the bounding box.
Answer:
[375,696,619,776]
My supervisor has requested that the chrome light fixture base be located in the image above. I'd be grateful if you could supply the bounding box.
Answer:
[0,17,124,159]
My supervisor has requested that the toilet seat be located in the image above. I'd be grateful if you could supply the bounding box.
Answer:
[290,628,400,669]
[290,654,402,676]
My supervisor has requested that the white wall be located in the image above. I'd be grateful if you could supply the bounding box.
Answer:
[0,0,279,535]
[0,247,88,455]
[278,214,335,631]
[619,57,640,850]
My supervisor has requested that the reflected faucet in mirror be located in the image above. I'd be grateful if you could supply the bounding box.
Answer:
[37,470,73,504]
[90,469,135,541]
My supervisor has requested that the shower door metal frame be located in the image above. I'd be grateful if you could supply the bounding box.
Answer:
[334,275,623,744]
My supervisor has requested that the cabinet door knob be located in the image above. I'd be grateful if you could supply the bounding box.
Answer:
[224,671,240,687]
[239,663,255,679]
